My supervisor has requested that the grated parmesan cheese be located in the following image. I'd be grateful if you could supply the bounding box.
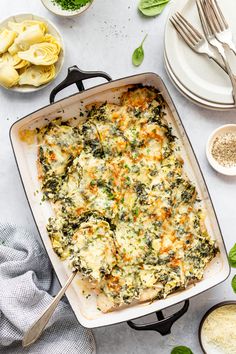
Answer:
[201,305,236,354]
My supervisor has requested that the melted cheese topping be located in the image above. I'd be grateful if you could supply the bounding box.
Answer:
[37,87,218,312]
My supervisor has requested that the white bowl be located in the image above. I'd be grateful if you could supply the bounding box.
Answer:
[41,0,93,17]
[0,13,64,93]
[206,124,236,176]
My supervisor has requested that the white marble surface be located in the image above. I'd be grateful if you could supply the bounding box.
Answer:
[0,1,235,353]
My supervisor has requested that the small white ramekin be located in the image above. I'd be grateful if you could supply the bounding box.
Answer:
[206,124,236,176]
[41,0,93,17]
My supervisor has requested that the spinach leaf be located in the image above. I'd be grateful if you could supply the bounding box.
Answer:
[232,275,236,293]
[132,34,147,66]
[139,0,169,17]
[171,346,193,354]
[229,243,236,268]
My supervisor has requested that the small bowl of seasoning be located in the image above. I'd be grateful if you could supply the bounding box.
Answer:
[199,301,236,354]
[206,124,236,176]
[41,0,93,17]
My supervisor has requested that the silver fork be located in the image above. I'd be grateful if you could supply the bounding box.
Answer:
[209,0,236,55]
[196,0,226,56]
[200,0,236,102]
[170,12,226,72]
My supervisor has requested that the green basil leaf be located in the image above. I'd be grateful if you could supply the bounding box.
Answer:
[229,243,236,267]
[232,275,236,293]
[171,346,193,354]
[139,0,170,16]
[132,34,147,67]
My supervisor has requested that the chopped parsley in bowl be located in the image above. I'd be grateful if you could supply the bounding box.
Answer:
[41,0,93,17]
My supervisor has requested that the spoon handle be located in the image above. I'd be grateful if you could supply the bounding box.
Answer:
[22,272,77,348]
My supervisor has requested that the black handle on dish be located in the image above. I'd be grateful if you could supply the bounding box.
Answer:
[127,300,189,335]
[50,65,112,103]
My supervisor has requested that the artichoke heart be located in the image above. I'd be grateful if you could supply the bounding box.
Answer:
[18,43,58,65]
[8,20,47,34]
[0,19,60,88]
[19,65,55,87]
[0,52,29,69]
[0,62,19,88]
[41,34,61,56]
[0,29,17,54]
[8,24,45,55]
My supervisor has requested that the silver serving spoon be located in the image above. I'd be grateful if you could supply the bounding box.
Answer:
[22,271,77,347]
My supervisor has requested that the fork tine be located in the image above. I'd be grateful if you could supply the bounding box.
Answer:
[209,0,224,32]
[176,12,202,41]
[209,0,223,33]
[170,17,196,48]
[171,15,198,45]
[210,0,228,30]
[196,0,212,37]
[200,0,213,33]
[204,0,220,34]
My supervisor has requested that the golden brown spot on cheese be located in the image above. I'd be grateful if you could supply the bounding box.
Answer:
[19,129,36,144]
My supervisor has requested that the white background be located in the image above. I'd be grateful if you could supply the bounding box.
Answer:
[0,0,235,353]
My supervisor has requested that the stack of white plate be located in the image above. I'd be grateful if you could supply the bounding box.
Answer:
[164,0,236,110]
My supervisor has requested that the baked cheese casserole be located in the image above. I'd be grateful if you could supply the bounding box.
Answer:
[36,86,218,312]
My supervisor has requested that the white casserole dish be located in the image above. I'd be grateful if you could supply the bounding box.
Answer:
[10,66,230,329]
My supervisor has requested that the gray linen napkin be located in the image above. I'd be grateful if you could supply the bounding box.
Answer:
[0,224,96,354]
